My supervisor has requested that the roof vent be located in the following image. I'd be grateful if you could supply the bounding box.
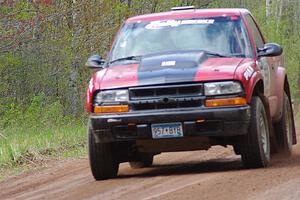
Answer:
[171,6,195,11]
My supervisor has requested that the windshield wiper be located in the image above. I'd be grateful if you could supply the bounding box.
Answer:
[201,50,246,58]
[230,53,246,58]
[202,50,228,58]
[110,55,142,64]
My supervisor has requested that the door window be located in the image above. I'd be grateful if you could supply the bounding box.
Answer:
[245,15,265,49]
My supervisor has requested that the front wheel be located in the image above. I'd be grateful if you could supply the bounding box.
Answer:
[88,123,119,180]
[240,96,270,168]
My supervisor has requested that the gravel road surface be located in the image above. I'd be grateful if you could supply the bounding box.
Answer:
[1,128,299,200]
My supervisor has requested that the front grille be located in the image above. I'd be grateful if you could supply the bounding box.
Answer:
[129,83,204,111]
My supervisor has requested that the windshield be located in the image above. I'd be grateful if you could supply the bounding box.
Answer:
[110,16,252,62]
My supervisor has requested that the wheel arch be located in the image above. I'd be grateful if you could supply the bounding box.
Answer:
[284,76,292,101]
[251,79,264,97]
[249,79,275,140]
[273,67,287,122]
[246,69,264,104]
[274,68,297,145]
[284,77,297,145]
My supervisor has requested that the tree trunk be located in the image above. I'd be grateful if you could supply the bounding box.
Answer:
[69,0,81,116]
[266,0,271,18]
[32,4,40,40]
[151,0,158,13]
[276,0,284,31]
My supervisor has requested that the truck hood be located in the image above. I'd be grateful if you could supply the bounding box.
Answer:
[97,53,245,90]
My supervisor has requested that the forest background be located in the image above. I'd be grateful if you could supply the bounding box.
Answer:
[0,0,299,172]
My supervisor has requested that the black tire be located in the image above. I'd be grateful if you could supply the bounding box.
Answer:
[88,124,119,180]
[233,143,241,155]
[274,92,293,156]
[129,153,154,169]
[240,96,270,168]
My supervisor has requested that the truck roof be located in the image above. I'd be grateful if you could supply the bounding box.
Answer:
[127,8,251,23]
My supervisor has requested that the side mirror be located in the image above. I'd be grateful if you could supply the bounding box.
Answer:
[257,43,283,58]
[85,55,105,69]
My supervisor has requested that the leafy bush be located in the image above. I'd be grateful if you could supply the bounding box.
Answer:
[0,94,87,169]
[0,94,75,130]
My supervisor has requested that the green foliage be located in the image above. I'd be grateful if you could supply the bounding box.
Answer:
[0,93,80,129]
[0,0,300,174]
[0,90,87,171]
[0,6,9,15]
[1,0,299,116]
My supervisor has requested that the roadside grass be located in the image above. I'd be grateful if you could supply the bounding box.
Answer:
[0,124,87,180]
[0,95,88,181]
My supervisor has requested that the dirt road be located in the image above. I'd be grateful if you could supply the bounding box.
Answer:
[1,129,300,200]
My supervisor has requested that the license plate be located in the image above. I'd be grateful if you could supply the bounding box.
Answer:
[151,122,183,139]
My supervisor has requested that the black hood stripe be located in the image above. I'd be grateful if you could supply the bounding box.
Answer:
[137,52,208,86]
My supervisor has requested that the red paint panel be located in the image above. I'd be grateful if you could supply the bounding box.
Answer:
[86,69,108,113]
[100,64,139,90]
[194,58,244,81]
[86,57,258,112]
[233,59,260,103]
[86,64,139,112]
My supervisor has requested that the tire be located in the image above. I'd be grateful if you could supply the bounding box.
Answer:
[240,96,270,168]
[129,153,154,169]
[88,123,119,180]
[274,92,293,156]
[233,143,241,155]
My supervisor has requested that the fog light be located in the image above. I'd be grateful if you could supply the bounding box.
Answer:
[94,105,129,113]
[205,97,247,107]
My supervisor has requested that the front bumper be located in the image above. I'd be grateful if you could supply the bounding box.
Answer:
[90,106,251,143]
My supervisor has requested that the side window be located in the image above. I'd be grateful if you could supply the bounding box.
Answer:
[245,15,264,49]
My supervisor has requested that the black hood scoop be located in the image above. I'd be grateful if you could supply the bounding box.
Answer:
[138,52,208,85]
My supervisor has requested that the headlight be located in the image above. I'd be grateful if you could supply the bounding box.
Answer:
[94,90,129,104]
[204,81,243,96]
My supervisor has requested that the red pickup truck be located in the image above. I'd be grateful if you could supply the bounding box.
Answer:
[85,7,297,180]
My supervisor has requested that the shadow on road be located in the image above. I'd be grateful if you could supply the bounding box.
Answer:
[117,157,244,179]
[117,145,300,179]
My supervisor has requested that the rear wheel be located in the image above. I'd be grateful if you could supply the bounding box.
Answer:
[129,153,154,169]
[88,123,119,180]
[240,96,270,168]
[274,92,293,156]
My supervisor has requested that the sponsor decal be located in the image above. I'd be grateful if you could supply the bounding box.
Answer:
[161,61,176,67]
[244,66,254,80]
[145,19,215,29]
